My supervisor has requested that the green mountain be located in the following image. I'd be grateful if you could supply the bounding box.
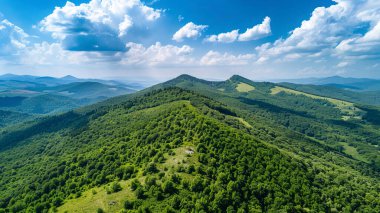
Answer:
[277,82,380,106]
[0,76,137,119]
[277,76,380,92]
[153,75,380,166]
[0,76,379,212]
[0,109,34,128]
[48,82,132,99]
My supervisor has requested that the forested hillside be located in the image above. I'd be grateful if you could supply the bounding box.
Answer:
[0,77,379,212]
[154,75,380,167]
[0,74,137,120]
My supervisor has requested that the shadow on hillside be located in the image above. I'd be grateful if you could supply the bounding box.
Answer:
[238,97,316,119]
[327,119,361,129]
[0,111,93,152]
[362,107,380,126]
[0,96,26,107]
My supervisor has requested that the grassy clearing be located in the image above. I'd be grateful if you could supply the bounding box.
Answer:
[271,86,364,120]
[58,180,134,213]
[226,115,253,128]
[162,146,198,171]
[339,142,368,163]
[58,145,199,213]
[236,83,255,92]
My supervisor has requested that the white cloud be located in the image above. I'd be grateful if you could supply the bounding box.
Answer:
[336,61,350,68]
[200,50,255,66]
[21,42,101,65]
[172,22,208,42]
[40,0,161,51]
[205,30,239,43]
[256,0,380,63]
[206,17,271,43]
[121,42,194,65]
[238,16,271,41]
[0,19,28,56]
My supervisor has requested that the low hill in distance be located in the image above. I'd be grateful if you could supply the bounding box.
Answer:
[275,75,380,92]
[0,75,379,212]
[0,74,140,127]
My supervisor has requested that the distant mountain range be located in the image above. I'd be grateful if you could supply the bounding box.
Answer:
[0,74,142,127]
[276,76,380,91]
[0,73,144,90]
[1,73,379,129]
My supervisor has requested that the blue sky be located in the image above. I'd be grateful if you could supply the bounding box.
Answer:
[0,0,379,82]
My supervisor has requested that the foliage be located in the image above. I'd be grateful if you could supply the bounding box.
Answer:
[0,80,379,212]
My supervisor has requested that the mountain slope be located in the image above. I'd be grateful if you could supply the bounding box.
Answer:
[0,109,33,128]
[0,82,379,212]
[151,75,380,167]
[278,82,380,106]
[0,77,137,117]
[278,76,380,91]
[49,82,133,99]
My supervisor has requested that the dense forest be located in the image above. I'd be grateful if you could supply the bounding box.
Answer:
[0,76,379,212]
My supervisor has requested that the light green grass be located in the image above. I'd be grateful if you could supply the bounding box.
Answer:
[58,144,199,213]
[58,180,134,213]
[236,83,255,92]
[226,115,253,128]
[163,146,197,169]
[271,86,364,120]
[339,142,368,163]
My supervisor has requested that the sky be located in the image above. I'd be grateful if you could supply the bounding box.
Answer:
[0,0,379,83]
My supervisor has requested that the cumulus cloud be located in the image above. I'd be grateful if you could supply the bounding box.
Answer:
[200,51,255,66]
[121,42,194,65]
[40,0,161,51]
[205,30,239,43]
[20,41,194,67]
[20,42,110,65]
[238,16,271,41]
[205,17,271,43]
[0,19,28,56]
[172,22,208,42]
[256,0,380,64]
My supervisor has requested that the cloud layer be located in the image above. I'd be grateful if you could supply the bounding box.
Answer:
[122,42,194,65]
[201,51,254,65]
[1,0,379,80]
[40,0,161,51]
[256,0,380,64]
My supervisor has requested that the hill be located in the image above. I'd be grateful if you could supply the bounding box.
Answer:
[0,109,34,128]
[0,74,143,90]
[277,76,380,91]
[152,75,380,166]
[0,75,138,119]
[278,82,380,106]
[0,77,379,212]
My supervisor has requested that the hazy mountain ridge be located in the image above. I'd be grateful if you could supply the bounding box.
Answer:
[0,74,144,90]
[276,76,380,91]
[0,74,140,127]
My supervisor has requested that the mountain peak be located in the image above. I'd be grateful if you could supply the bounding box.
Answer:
[61,75,78,81]
[168,74,207,83]
[174,74,199,81]
[229,75,252,83]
